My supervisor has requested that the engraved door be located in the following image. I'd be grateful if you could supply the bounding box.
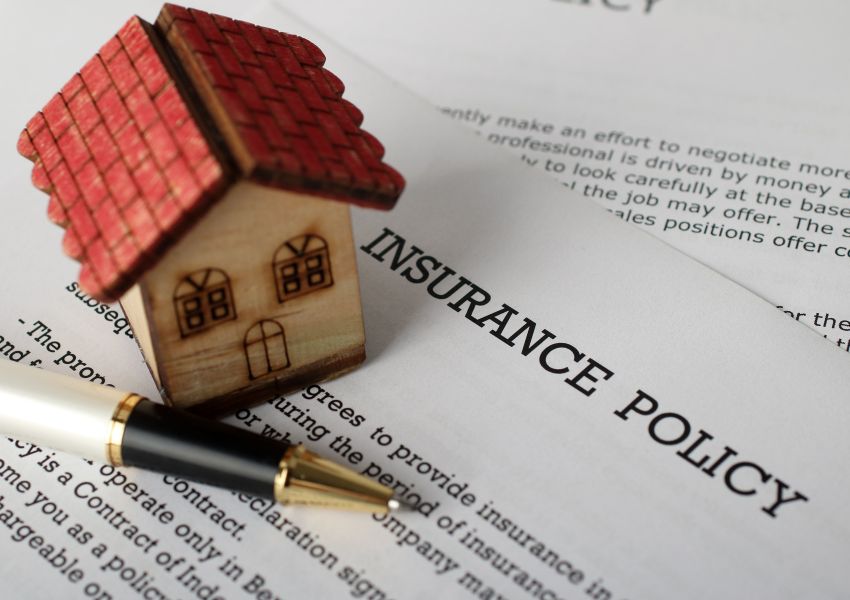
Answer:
[244,320,290,380]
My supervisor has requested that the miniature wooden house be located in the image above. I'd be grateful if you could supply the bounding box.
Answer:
[17,4,404,413]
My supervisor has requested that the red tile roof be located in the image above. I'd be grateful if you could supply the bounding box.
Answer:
[18,5,405,302]
[157,4,404,209]
[18,16,226,301]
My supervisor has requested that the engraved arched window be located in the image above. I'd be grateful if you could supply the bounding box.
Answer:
[173,268,236,337]
[244,319,290,379]
[272,234,333,303]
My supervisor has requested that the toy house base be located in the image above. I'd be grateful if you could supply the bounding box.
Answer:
[120,181,366,413]
[175,351,365,415]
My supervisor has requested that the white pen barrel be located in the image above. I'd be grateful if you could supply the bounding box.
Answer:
[0,360,127,462]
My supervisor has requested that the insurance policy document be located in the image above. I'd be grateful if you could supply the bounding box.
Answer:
[1,2,849,599]
[279,0,850,351]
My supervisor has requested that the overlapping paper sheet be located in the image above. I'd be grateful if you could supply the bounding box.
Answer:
[0,2,848,598]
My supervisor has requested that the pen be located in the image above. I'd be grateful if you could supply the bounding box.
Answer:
[0,360,398,513]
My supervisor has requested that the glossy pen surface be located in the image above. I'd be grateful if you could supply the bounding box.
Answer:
[0,360,396,513]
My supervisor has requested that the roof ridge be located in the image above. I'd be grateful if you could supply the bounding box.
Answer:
[146,12,238,181]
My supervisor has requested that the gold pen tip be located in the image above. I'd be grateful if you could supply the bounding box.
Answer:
[275,445,399,512]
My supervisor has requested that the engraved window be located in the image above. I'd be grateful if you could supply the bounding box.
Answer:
[173,268,236,337]
[272,234,333,303]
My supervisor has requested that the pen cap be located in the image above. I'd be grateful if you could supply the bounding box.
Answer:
[0,360,128,462]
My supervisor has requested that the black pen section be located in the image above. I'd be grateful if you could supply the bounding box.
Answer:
[121,399,286,499]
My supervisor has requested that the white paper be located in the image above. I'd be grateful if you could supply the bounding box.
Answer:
[277,0,850,354]
[1,3,849,599]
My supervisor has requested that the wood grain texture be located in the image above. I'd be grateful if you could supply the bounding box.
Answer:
[120,283,161,388]
[122,182,365,412]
